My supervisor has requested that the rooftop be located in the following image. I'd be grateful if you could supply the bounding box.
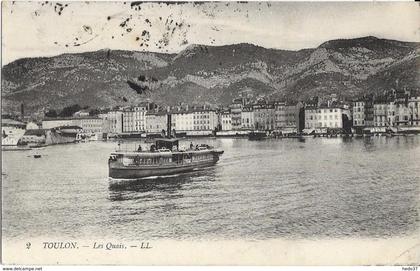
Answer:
[43,116,101,121]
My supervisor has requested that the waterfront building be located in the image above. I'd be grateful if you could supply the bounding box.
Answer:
[77,117,103,134]
[253,102,275,131]
[146,111,168,135]
[364,96,375,127]
[274,101,287,130]
[274,102,302,133]
[220,110,232,131]
[241,106,254,130]
[304,106,350,129]
[321,107,350,128]
[352,100,366,127]
[408,96,420,126]
[170,106,218,134]
[386,101,396,127]
[171,107,194,132]
[285,104,302,132]
[122,105,147,133]
[230,98,243,130]
[373,102,388,127]
[42,117,103,134]
[304,107,319,129]
[102,111,123,134]
[394,91,411,127]
[192,107,218,131]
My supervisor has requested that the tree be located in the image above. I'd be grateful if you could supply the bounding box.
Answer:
[59,104,81,117]
[89,108,101,116]
[45,109,58,118]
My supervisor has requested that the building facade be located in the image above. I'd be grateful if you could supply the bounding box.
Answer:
[408,96,420,126]
[253,103,275,131]
[373,103,388,127]
[42,117,104,136]
[102,111,123,134]
[77,117,103,134]
[241,106,254,130]
[304,107,319,129]
[305,107,349,129]
[352,101,366,127]
[192,108,218,131]
[146,111,168,134]
[220,110,232,131]
[230,99,243,130]
[171,109,194,132]
[122,105,147,133]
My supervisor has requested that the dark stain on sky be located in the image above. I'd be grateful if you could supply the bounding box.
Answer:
[53,2,68,16]
[40,1,237,51]
[83,25,93,35]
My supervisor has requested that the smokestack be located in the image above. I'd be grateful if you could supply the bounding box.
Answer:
[20,103,24,119]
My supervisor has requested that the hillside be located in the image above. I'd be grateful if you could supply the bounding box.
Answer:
[2,36,419,114]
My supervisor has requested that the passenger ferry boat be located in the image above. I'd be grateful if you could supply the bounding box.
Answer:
[108,139,224,179]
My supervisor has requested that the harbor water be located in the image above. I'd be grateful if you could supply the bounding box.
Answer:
[2,137,420,241]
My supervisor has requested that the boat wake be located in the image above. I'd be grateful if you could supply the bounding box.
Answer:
[108,173,181,183]
[141,174,181,180]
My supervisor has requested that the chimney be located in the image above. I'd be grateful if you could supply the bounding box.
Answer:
[20,103,24,119]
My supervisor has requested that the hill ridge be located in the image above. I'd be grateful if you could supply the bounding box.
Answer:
[2,36,419,114]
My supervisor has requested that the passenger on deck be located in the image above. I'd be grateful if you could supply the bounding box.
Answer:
[137,145,142,152]
[190,142,194,149]
[150,144,156,152]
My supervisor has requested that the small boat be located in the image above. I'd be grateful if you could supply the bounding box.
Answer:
[108,139,224,179]
[248,131,267,140]
[33,154,42,158]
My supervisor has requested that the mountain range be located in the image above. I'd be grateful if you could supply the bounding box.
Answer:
[2,36,419,114]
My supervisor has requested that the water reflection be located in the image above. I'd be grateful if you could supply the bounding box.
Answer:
[362,137,376,152]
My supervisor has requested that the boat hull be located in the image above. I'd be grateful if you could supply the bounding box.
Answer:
[109,160,217,179]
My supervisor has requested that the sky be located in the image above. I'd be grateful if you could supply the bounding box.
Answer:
[1,1,419,65]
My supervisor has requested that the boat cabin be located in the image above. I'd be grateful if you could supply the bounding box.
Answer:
[155,138,179,151]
